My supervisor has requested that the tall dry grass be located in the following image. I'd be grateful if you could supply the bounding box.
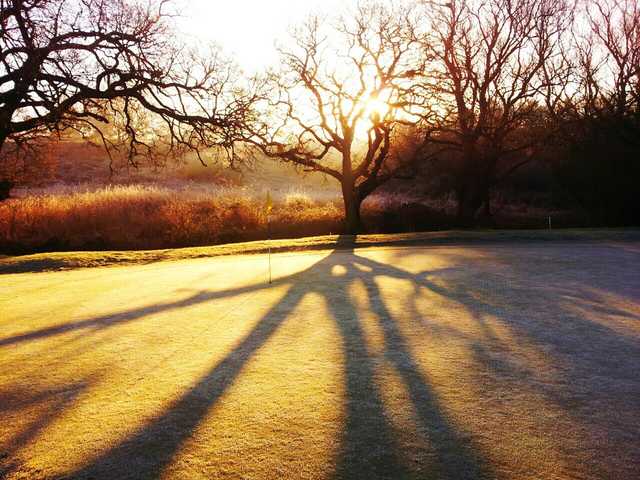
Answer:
[0,182,580,254]
[0,184,344,252]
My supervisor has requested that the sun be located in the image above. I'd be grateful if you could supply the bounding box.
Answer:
[363,95,391,121]
[353,94,393,141]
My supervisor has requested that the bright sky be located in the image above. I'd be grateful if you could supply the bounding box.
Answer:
[179,0,346,72]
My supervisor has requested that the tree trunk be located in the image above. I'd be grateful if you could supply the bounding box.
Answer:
[455,181,485,227]
[342,182,362,235]
[454,144,493,226]
[482,188,492,218]
[0,180,13,201]
[0,130,12,201]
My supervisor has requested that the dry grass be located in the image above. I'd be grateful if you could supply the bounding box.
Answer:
[0,181,592,254]
[0,184,344,252]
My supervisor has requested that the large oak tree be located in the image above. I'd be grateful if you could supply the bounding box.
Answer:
[0,0,251,196]
[242,3,430,234]
[420,0,572,224]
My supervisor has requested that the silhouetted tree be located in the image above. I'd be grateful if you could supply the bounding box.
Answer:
[0,135,58,191]
[580,0,640,116]
[0,0,252,197]
[242,3,429,233]
[420,0,572,225]
[553,0,640,225]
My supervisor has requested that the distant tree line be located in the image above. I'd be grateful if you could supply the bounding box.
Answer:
[1,0,639,230]
[244,0,639,230]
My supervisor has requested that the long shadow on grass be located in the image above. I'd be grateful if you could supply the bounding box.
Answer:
[54,237,491,480]
[386,245,640,478]
[0,380,95,478]
[5,240,638,478]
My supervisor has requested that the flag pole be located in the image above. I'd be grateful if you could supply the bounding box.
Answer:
[268,212,272,284]
[265,190,273,284]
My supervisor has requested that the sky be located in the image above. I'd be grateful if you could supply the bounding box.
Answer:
[178,0,346,72]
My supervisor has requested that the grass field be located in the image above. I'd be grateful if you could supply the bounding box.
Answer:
[1,235,639,479]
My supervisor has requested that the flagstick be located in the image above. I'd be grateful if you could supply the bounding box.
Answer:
[267,213,272,284]
[265,190,273,284]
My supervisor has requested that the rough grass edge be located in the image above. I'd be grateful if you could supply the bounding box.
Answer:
[1,228,639,275]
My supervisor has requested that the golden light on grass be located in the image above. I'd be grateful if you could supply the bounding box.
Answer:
[0,252,347,478]
[2,245,639,479]
[165,290,346,478]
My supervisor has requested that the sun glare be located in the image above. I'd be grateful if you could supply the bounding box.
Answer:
[352,94,394,140]
[363,95,391,120]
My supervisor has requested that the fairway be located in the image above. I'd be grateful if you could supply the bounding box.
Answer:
[1,241,639,479]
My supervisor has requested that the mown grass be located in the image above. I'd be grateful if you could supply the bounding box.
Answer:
[2,228,638,274]
[2,241,639,479]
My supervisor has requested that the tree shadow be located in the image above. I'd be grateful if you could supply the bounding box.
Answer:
[6,239,639,479]
[41,237,493,479]
[403,247,640,386]
[0,280,278,348]
[0,380,95,478]
[385,244,640,478]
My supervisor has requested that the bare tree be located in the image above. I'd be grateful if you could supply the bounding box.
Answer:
[420,0,573,224]
[242,3,429,234]
[574,0,640,116]
[0,0,252,197]
[554,0,640,225]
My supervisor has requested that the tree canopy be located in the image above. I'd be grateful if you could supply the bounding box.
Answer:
[0,0,252,166]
